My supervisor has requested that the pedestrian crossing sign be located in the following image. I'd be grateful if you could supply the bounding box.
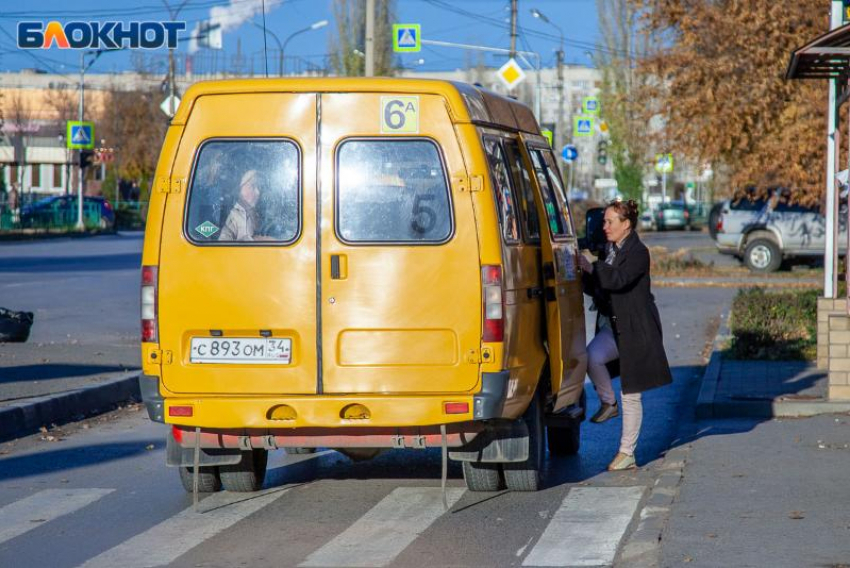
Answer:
[583,96,600,115]
[655,153,674,173]
[573,116,594,137]
[392,24,421,53]
[67,121,94,150]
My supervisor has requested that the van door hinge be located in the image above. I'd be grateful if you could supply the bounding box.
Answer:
[147,350,173,365]
[157,176,185,194]
[453,175,483,193]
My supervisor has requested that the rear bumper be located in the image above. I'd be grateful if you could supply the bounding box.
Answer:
[141,371,510,429]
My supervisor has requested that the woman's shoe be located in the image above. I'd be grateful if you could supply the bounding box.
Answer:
[607,452,636,471]
[590,402,619,423]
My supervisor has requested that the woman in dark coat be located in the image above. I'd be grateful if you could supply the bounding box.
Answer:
[578,199,672,471]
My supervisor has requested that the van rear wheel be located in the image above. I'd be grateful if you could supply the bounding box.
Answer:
[178,466,221,493]
[503,391,544,491]
[219,449,268,492]
[461,461,504,492]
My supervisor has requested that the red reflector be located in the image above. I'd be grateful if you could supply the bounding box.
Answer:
[142,319,157,342]
[141,265,157,286]
[169,406,193,417]
[482,265,501,285]
[171,425,184,443]
[444,402,469,414]
[483,317,504,342]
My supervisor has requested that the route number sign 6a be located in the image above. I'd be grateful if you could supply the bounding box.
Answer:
[381,96,419,134]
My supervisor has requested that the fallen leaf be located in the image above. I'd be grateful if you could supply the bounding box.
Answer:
[145,444,155,451]
[789,511,805,520]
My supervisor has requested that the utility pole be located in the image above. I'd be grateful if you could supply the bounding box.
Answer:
[509,0,518,59]
[365,0,375,76]
[76,51,85,230]
[163,1,190,116]
[826,0,843,298]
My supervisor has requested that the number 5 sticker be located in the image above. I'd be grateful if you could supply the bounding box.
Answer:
[381,96,419,134]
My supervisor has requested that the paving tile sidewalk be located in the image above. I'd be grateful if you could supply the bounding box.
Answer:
[696,328,850,418]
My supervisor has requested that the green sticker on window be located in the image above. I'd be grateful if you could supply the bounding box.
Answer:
[195,221,219,238]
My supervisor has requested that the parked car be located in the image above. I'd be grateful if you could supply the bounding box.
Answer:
[639,211,655,231]
[20,195,115,230]
[714,189,846,272]
[655,201,688,231]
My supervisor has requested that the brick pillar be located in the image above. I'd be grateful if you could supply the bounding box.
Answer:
[828,313,850,400]
[818,297,848,370]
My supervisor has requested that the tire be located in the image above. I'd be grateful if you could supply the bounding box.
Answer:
[286,447,317,455]
[178,466,221,493]
[744,238,782,273]
[219,449,268,492]
[504,391,544,491]
[461,460,504,492]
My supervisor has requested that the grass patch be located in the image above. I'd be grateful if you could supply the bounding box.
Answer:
[728,287,818,361]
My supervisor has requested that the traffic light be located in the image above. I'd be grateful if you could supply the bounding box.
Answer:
[79,150,94,169]
[597,140,608,166]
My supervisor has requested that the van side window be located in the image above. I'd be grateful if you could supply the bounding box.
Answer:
[540,150,575,236]
[528,148,569,238]
[186,140,300,244]
[336,139,452,243]
[503,140,541,243]
[482,137,520,244]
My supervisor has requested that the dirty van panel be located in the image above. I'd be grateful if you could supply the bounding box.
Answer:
[319,93,481,394]
[158,93,318,395]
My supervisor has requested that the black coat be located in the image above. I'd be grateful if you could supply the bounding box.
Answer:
[583,231,672,395]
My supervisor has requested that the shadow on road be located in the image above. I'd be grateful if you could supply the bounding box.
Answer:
[0,440,160,481]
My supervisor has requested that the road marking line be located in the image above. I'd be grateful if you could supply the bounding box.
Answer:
[299,487,465,568]
[78,486,293,568]
[0,488,114,546]
[522,486,645,567]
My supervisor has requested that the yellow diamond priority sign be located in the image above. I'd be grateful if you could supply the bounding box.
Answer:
[496,58,526,90]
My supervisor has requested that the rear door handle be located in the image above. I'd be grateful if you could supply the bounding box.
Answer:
[330,255,341,279]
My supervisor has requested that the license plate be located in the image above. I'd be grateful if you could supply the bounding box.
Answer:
[190,337,292,364]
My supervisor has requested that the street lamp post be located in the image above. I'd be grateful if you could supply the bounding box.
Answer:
[279,20,328,77]
[531,9,565,153]
[253,23,284,76]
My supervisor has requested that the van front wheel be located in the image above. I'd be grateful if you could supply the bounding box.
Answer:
[219,449,268,492]
[503,391,544,491]
[461,461,504,492]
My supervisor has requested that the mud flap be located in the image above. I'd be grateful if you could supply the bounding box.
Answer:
[165,431,243,467]
[448,419,529,463]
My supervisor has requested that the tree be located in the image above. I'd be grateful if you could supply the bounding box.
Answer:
[630,0,827,204]
[596,0,650,202]
[97,85,167,200]
[329,0,397,77]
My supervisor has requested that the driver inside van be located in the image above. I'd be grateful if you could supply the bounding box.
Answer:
[220,169,261,241]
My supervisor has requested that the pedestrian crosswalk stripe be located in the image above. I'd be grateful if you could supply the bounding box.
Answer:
[522,486,645,567]
[0,488,114,546]
[77,486,293,568]
[299,487,465,568]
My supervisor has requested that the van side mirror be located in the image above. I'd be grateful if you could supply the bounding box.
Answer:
[578,207,606,254]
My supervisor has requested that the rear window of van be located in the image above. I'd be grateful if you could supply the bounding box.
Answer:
[336,139,452,243]
[185,139,300,244]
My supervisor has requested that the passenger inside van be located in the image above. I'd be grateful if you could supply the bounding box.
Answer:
[220,169,261,241]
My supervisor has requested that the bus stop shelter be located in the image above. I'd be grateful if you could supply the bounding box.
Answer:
[788,15,850,398]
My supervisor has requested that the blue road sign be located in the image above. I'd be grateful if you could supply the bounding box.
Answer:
[562,144,578,162]
[66,121,94,149]
[393,24,421,52]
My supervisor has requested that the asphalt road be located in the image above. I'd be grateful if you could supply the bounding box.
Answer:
[0,239,736,568]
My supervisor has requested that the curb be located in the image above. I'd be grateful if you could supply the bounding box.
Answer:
[0,371,141,443]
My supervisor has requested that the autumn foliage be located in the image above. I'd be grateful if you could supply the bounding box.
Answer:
[632,0,831,203]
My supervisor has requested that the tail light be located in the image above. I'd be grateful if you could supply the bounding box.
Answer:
[104,200,113,211]
[684,210,690,220]
[141,265,158,343]
[482,265,504,342]
[716,216,724,233]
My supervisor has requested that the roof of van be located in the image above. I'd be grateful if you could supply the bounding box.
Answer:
[172,77,541,134]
